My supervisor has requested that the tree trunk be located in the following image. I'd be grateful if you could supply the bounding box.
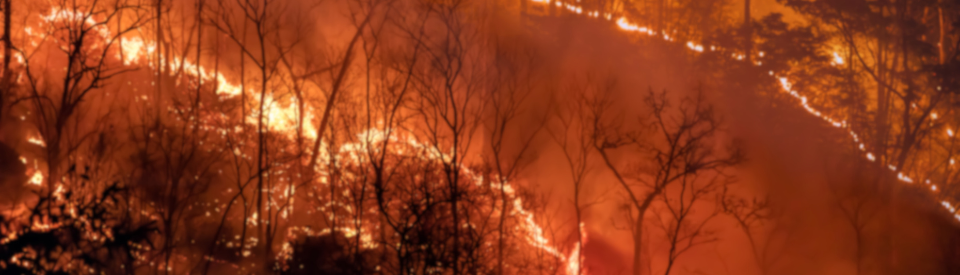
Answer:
[450,160,461,274]
[574,184,584,275]
[657,0,664,35]
[498,174,507,274]
[195,0,204,108]
[1,0,11,130]
[633,205,649,275]
[875,5,888,162]
[632,185,665,275]
[520,0,527,17]
[743,0,752,61]
[156,0,162,103]
[743,0,750,29]
[257,17,269,264]
[938,0,946,65]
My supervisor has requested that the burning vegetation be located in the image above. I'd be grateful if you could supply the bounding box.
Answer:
[0,0,959,274]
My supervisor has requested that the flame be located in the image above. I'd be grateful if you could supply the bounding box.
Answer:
[9,1,960,272]
[531,0,960,245]
[28,171,43,186]
[118,37,152,66]
[247,94,319,139]
[27,135,45,147]
[686,41,704,52]
[832,52,844,65]
[340,128,567,258]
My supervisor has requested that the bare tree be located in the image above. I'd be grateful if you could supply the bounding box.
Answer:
[720,190,791,275]
[548,76,615,275]
[17,0,147,201]
[209,0,314,265]
[129,105,223,274]
[652,173,728,275]
[485,41,543,274]
[591,87,742,275]
[824,156,881,275]
[407,0,488,271]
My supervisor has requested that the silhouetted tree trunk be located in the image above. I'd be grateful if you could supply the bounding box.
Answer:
[939,0,946,64]
[549,77,600,275]
[0,0,10,130]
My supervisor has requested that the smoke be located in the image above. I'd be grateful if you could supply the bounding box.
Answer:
[2,0,958,274]
[507,2,960,274]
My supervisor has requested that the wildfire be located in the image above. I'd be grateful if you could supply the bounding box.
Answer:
[530,0,960,224]
[9,0,958,273]
[336,128,570,259]
[30,7,581,270]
